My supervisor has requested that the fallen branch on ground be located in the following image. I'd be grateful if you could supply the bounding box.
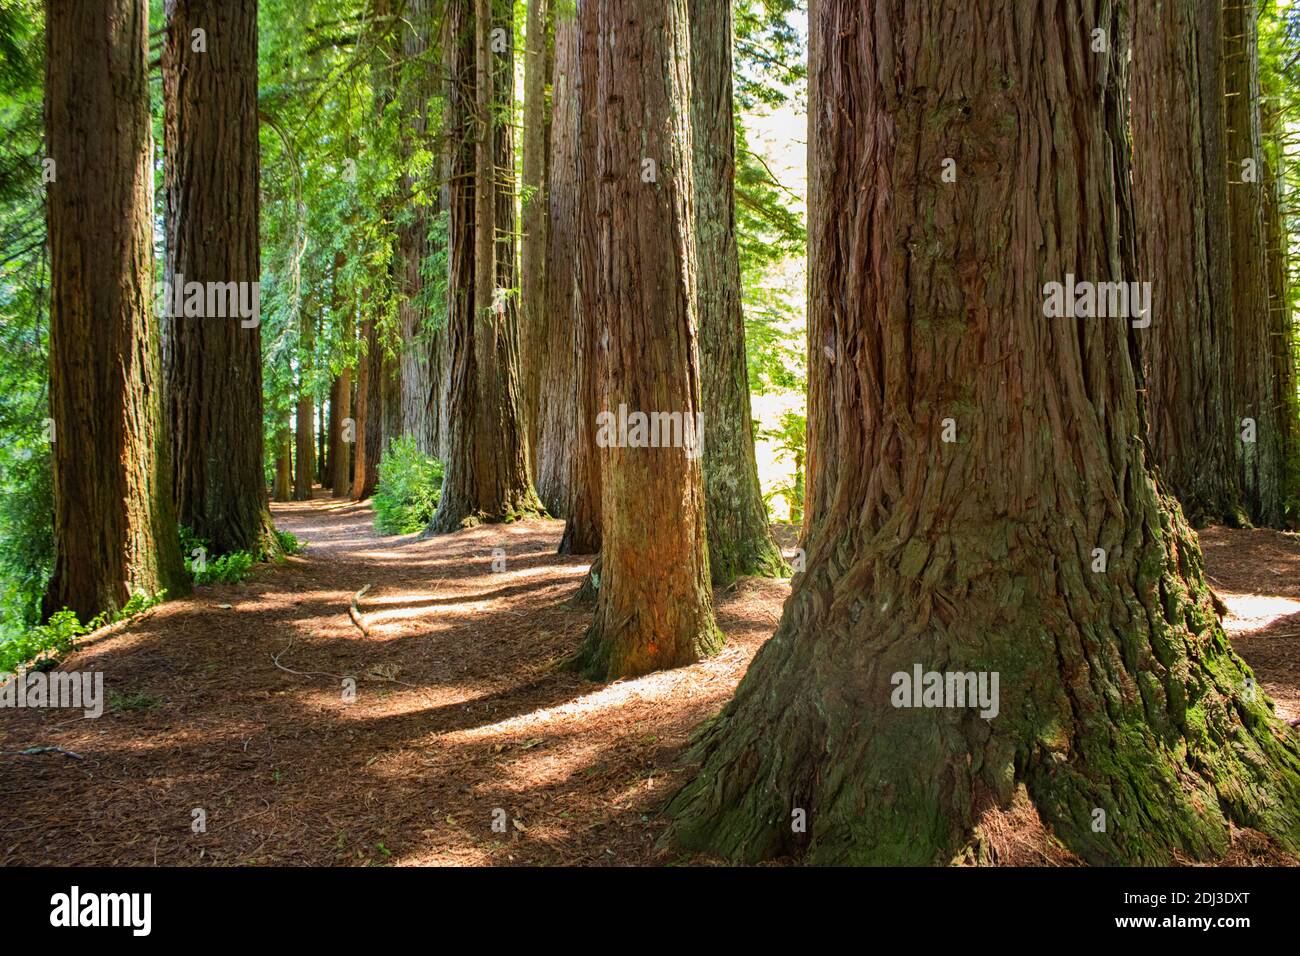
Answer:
[0,746,83,760]
[349,584,372,637]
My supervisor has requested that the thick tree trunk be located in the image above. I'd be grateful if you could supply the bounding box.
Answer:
[667,0,1300,866]
[1262,110,1299,523]
[533,12,577,522]
[1130,0,1242,527]
[162,0,277,557]
[520,0,548,452]
[396,0,440,457]
[558,0,601,556]
[568,0,720,681]
[1225,0,1286,528]
[428,0,542,532]
[43,0,188,621]
[689,0,786,584]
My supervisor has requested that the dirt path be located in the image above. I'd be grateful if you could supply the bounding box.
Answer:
[0,491,788,866]
[1,496,1296,866]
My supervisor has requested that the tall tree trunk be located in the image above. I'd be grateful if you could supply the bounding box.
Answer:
[428,0,542,532]
[43,0,188,621]
[533,10,578,523]
[689,0,786,583]
[667,0,1300,866]
[1262,104,1299,524]
[568,0,720,680]
[521,0,570,515]
[1225,0,1285,527]
[317,392,327,483]
[273,417,293,503]
[397,0,440,456]
[332,253,354,497]
[1130,0,1242,527]
[293,309,316,500]
[354,310,383,499]
[326,377,340,490]
[162,0,277,556]
[558,0,602,555]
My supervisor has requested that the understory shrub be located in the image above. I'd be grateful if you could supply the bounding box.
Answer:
[372,435,444,534]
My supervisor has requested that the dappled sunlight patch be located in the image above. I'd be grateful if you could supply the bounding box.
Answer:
[1218,593,1300,634]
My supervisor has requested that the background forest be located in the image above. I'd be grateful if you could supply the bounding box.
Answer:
[0,0,808,647]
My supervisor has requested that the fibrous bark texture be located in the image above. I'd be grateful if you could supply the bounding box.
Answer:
[428,0,542,532]
[44,0,189,620]
[568,0,721,680]
[162,0,278,555]
[1131,0,1243,527]
[559,0,602,556]
[1225,0,1286,527]
[689,0,786,584]
[667,0,1300,866]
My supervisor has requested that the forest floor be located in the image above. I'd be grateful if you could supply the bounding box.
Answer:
[1,492,1298,867]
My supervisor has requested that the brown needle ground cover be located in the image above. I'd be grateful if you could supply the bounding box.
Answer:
[1,493,1296,866]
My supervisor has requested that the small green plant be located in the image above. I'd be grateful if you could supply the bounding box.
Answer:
[190,551,255,585]
[272,528,304,556]
[0,590,164,674]
[372,435,444,534]
[180,526,259,584]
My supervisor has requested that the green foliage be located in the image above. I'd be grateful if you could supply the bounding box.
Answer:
[0,591,165,675]
[759,410,806,525]
[179,526,265,584]
[274,528,305,556]
[372,435,444,534]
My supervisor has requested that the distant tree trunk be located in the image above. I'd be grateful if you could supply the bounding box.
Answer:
[332,254,354,497]
[1262,106,1299,523]
[689,0,785,583]
[559,0,601,555]
[317,393,327,483]
[429,0,542,532]
[354,310,383,500]
[522,0,570,515]
[293,309,316,500]
[397,0,440,456]
[533,10,578,522]
[1130,0,1242,527]
[1225,0,1285,527]
[667,0,1300,866]
[273,414,292,502]
[43,0,188,621]
[162,0,277,556]
[568,0,720,681]
[326,377,340,490]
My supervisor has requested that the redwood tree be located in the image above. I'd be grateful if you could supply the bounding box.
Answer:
[1130,0,1242,527]
[558,0,601,556]
[689,0,786,583]
[162,0,277,554]
[667,0,1300,865]
[569,0,720,680]
[1225,0,1286,527]
[293,310,316,500]
[43,0,188,620]
[428,0,541,532]
[396,0,441,456]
